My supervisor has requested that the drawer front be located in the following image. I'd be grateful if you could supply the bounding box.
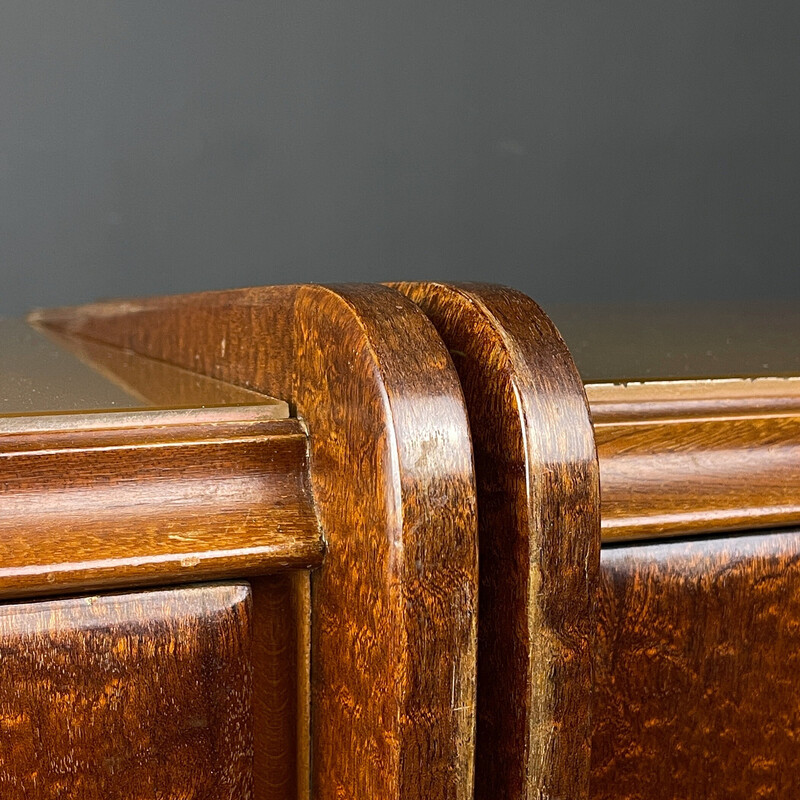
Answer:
[0,583,252,799]
[592,532,800,799]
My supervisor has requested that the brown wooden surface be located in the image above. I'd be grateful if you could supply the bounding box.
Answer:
[37,283,479,800]
[550,304,800,541]
[592,531,800,799]
[593,396,800,542]
[251,573,311,800]
[395,283,600,800]
[0,413,322,599]
[25,323,309,799]
[0,583,253,799]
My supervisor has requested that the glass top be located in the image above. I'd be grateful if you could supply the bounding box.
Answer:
[0,318,144,414]
[546,303,800,384]
[0,317,287,418]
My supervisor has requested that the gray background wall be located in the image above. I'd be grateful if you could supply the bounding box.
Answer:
[1,0,798,315]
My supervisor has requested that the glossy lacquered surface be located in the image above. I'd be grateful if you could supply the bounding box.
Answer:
[28,282,800,800]
[37,283,479,800]
[595,405,800,541]
[0,583,253,799]
[396,283,600,800]
[592,532,800,799]
[0,414,322,599]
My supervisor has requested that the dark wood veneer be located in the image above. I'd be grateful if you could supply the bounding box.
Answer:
[395,282,600,800]
[36,283,479,800]
[592,531,800,799]
[0,583,253,799]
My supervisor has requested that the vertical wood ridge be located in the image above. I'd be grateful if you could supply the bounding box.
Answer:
[395,282,600,800]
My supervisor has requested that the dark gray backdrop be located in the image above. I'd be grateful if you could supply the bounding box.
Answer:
[2,1,799,315]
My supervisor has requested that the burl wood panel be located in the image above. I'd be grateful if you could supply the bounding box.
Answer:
[395,283,600,800]
[37,283,479,800]
[594,402,800,541]
[592,531,800,800]
[0,415,322,599]
[0,583,252,800]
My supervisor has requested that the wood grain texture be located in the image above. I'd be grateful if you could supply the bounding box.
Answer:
[592,532,800,799]
[0,414,322,598]
[594,403,800,541]
[37,283,479,800]
[0,583,253,799]
[251,573,311,800]
[394,283,600,800]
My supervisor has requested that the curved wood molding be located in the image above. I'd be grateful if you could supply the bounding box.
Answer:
[0,415,321,599]
[592,398,800,542]
[394,283,601,800]
[36,284,479,800]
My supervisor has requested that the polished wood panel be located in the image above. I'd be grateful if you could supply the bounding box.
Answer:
[594,400,800,541]
[37,284,479,800]
[395,283,600,800]
[0,413,322,598]
[592,532,800,799]
[0,583,252,799]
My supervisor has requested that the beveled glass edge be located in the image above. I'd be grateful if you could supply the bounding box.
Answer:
[0,401,289,436]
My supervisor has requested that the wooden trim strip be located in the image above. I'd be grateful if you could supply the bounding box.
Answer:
[395,283,600,800]
[586,376,800,422]
[0,415,323,598]
[595,409,800,542]
[0,402,286,436]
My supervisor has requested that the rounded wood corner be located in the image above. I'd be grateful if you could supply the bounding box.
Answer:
[34,282,479,800]
[393,281,600,800]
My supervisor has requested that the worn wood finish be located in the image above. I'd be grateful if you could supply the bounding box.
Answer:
[594,400,800,541]
[395,283,600,800]
[37,283,479,800]
[586,376,800,422]
[592,531,800,799]
[0,583,253,799]
[0,413,322,598]
[22,325,308,800]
